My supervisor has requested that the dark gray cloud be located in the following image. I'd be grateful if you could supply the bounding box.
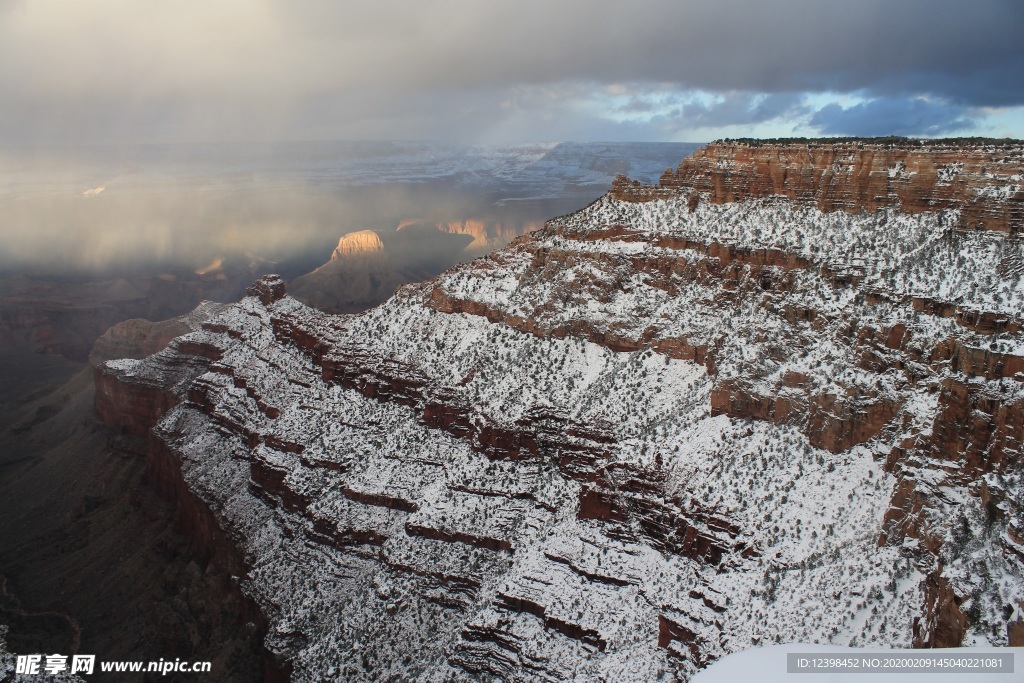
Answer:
[809,97,978,137]
[0,0,1021,143]
[269,0,1023,104]
[678,93,811,128]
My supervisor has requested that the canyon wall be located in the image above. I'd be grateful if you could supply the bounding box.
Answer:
[95,140,1024,681]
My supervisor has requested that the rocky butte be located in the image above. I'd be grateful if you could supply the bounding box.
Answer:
[94,139,1024,681]
[288,225,479,315]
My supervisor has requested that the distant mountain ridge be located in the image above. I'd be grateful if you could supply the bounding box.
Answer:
[2,140,702,198]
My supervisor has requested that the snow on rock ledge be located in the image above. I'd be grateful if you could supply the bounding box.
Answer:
[94,141,1024,681]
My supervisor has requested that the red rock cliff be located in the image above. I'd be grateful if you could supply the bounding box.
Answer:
[657,140,1024,233]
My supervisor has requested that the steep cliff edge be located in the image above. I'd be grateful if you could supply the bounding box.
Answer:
[95,140,1024,681]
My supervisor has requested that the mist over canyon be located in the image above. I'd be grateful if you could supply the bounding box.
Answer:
[0,141,697,273]
[0,142,698,359]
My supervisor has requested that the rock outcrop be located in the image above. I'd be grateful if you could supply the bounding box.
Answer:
[88,300,227,368]
[0,270,250,363]
[95,140,1024,681]
[331,231,387,258]
[288,226,474,314]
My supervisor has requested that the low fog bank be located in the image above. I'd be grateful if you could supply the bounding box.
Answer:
[0,182,536,276]
[0,140,668,278]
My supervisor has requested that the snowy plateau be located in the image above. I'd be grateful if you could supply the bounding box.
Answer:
[95,140,1024,681]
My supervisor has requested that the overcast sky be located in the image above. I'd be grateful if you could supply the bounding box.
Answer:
[2,0,1022,145]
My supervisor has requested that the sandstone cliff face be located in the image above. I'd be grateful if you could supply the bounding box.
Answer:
[95,141,1024,681]
[91,302,227,435]
[330,230,387,259]
[438,219,543,254]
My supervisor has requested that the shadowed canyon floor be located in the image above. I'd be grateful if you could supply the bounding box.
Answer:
[0,340,270,681]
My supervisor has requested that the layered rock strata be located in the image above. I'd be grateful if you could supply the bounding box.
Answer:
[96,141,1024,681]
[656,139,1024,233]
